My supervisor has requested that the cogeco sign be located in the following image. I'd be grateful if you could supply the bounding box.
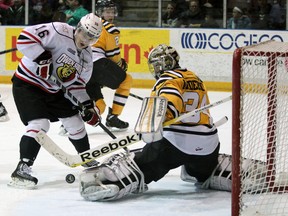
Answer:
[181,32,284,50]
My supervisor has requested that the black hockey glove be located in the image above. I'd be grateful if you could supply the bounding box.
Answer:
[34,50,53,80]
[81,100,101,127]
[120,58,128,72]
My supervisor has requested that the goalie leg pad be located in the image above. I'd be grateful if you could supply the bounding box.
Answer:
[79,152,147,201]
[134,96,167,143]
[201,154,267,192]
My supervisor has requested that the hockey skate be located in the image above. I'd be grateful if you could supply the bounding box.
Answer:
[8,161,38,189]
[105,107,129,131]
[0,102,9,122]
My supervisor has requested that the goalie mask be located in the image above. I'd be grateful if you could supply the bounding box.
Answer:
[147,44,180,79]
[96,0,118,22]
[75,13,102,50]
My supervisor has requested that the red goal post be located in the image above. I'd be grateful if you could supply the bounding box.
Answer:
[232,40,288,216]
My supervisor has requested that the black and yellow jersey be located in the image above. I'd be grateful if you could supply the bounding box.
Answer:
[91,19,121,65]
[151,68,219,155]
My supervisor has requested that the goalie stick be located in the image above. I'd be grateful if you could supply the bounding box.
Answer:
[129,93,144,101]
[35,96,231,167]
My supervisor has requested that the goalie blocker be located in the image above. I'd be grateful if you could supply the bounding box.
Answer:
[134,96,167,143]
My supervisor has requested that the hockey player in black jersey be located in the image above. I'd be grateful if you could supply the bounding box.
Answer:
[8,13,103,189]
[78,44,223,201]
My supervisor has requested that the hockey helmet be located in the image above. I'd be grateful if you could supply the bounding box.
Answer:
[95,0,118,18]
[147,44,180,79]
[75,13,102,49]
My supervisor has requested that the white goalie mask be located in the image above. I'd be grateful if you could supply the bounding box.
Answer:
[75,13,102,50]
[147,44,180,79]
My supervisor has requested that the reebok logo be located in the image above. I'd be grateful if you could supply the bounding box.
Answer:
[80,134,141,162]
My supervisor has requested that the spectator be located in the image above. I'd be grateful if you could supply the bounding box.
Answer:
[3,0,25,25]
[172,0,189,16]
[177,0,205,28]
[0,0,13,24]
[65,0,88,26]
[249,0,272,29]
[227,6,251,29]
[52,10,66,22]
[200,12,220,28]
[0,0,13,10]
[269,0,286,30]
[29,0,54,24]
[161,2,179,27]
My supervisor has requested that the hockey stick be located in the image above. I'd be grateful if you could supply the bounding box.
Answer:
[129,115,229,153]
[50,75,117,139]
[163,95,232,126]
[0,47,17,55]
[129,93,143,100]
[35,132,141,167]
[35,96,231,167]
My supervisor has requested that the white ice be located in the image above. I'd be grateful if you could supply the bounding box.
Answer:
[0,84,232,216]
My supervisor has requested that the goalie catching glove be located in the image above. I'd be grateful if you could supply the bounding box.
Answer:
[34,50,53,80]
[81,100,101,127]
[134,96,167,143]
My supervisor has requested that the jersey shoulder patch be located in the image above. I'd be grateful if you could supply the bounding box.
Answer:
[52,22,74,38]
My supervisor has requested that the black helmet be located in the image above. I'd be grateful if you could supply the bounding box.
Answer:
[95,0,118,17]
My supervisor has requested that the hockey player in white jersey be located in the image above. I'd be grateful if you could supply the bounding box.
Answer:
[78,44,222,201]
[8,13,103,189]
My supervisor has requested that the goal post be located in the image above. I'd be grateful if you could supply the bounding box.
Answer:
[232,40,288,216]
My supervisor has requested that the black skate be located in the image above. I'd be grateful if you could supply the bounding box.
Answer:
[0,102,9,122]
[8,161,38,189]
[105,107,129,131]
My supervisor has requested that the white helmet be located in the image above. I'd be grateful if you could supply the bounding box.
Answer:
[147,44,180,79]
[75,13,102,49]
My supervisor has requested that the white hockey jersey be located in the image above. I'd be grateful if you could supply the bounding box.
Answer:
[15,22,94,104]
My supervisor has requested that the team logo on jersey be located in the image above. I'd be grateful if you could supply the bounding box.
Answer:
[57,63,76,82]
[56,53,84,82]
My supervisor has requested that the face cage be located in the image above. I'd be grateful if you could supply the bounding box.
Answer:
[148,61,162,79]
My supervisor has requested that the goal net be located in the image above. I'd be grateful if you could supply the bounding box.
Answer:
[232,40,288,216]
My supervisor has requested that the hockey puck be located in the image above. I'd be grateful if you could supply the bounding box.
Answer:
[65,174,75,184]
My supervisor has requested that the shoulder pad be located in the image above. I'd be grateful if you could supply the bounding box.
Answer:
[102,20,120,34]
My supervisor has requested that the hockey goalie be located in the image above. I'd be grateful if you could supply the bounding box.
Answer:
[78,44,268,201]
[78,44,227,201]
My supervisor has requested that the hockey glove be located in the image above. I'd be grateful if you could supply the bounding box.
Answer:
[34,50,53,80]
[81,100,101,127]
[119,58,128,72]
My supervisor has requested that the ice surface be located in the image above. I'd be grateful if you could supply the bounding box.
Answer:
[0,84,232,216]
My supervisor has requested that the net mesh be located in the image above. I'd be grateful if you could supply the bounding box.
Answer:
[237,40,288,216]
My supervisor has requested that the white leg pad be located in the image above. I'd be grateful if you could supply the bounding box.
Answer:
[79,152,147,201]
